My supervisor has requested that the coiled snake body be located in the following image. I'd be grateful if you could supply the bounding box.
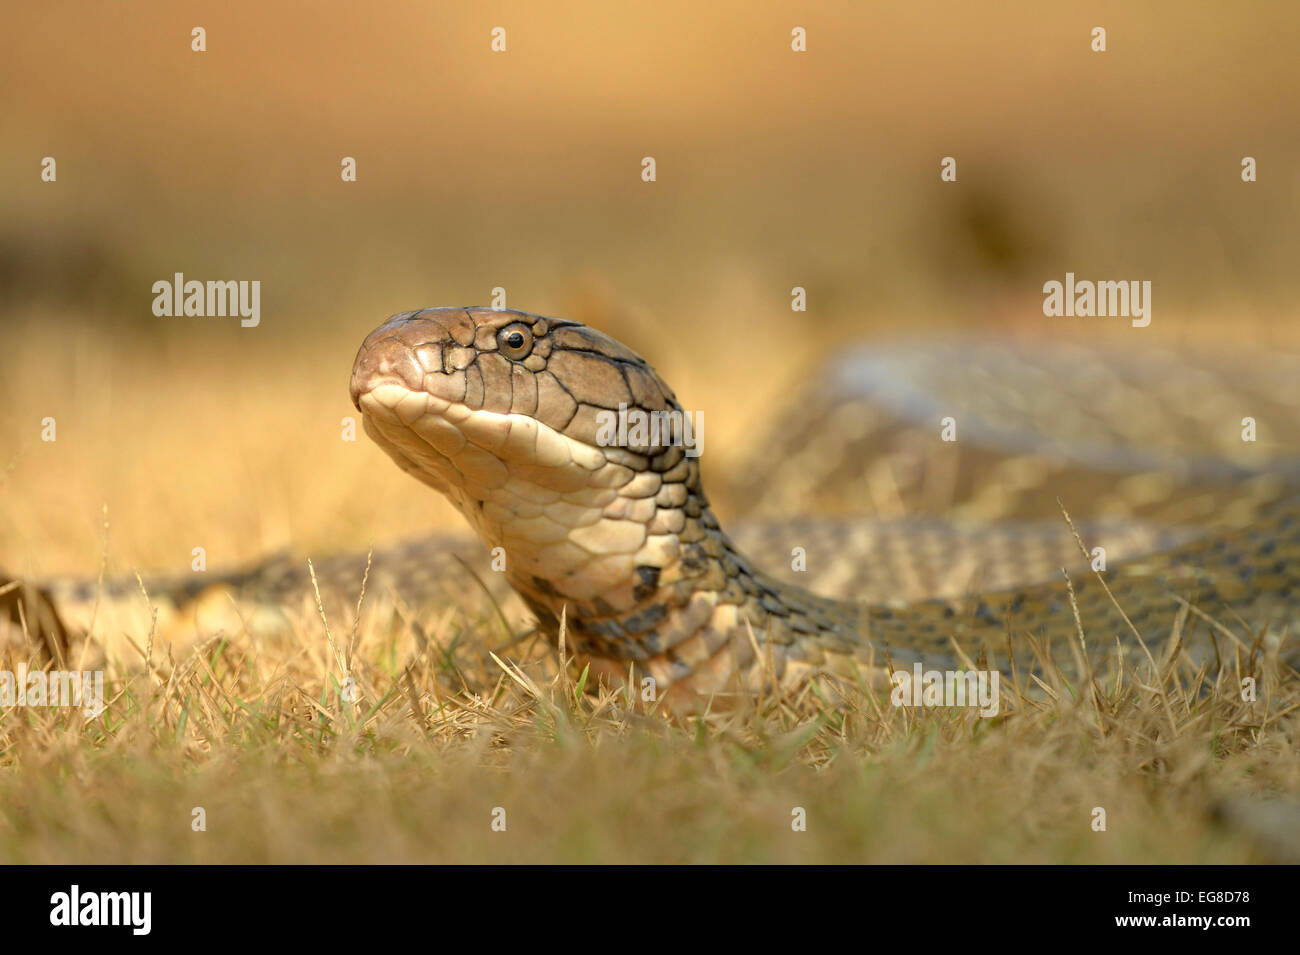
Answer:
[346,308,1300,699]
[8,307,1299,698]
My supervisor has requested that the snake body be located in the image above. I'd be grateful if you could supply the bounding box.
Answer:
[348,308,1300,700]
[8,307,1298,694]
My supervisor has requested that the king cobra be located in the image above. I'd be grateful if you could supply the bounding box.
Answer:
[342,307,1300,700]
[8,306,1300,703]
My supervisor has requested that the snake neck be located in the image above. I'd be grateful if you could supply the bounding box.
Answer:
[505,446,869,691]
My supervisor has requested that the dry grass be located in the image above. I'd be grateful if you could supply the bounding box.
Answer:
[1,573,1297,863]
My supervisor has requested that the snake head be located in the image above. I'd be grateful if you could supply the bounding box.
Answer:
[352,307,895,698]
[350,307,701,607]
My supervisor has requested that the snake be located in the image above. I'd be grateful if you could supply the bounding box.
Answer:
[342,307,1300,701]
[7,306,1299,703]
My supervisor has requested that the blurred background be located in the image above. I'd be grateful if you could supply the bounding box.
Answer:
[3,0,1299,579]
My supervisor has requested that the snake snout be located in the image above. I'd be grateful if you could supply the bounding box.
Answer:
[349,310,452,409]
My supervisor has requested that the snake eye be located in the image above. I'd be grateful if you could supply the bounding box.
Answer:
[497,323,534,360]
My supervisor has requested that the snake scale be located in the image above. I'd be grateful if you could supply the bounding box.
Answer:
[8,306,1300,703]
